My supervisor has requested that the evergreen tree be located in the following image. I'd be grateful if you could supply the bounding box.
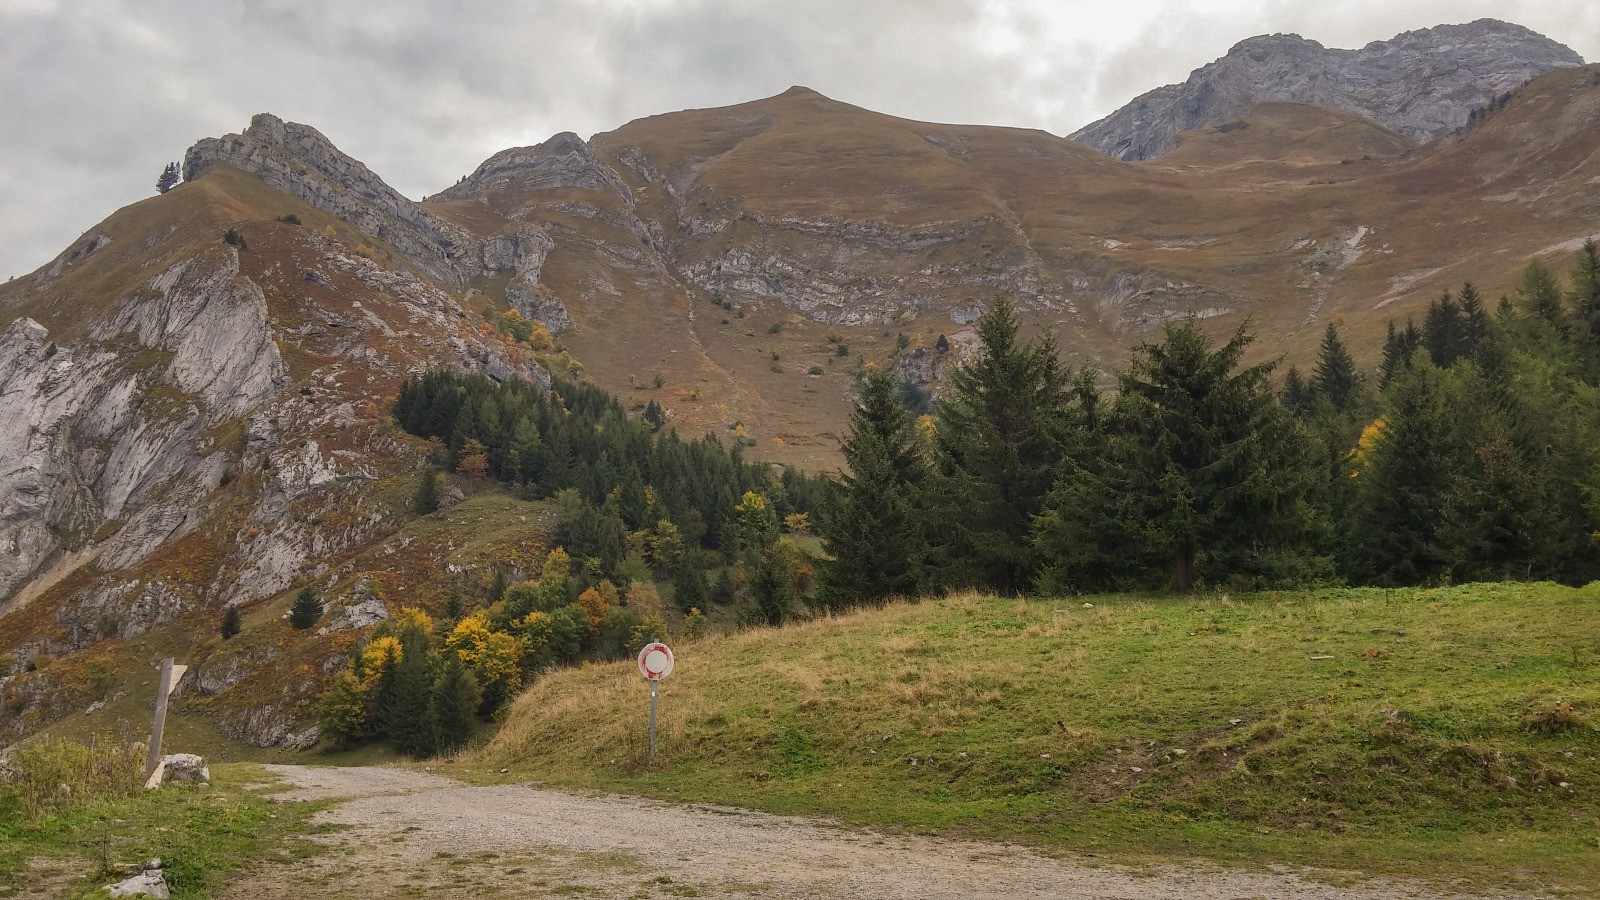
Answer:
[289,586,322,629]
[709,568,736,607]
[1379,319,1422,389]
[1423,290,1468,367]
[1458,282,1489,358]
[1282,366,1314,416]
[933,296,1070,593]
[427,655,482,755]
[220,604,242,639]
[749,547,794,626]
[817,365,928,608]
[1311,322,1361,410]
[672,557,709,612]
[1349,354,1467,585]
[1517,259,1565,332]
[156,162,180,194]
[1037,318,1323,592]
[385,628,437,757]
[413,468,440,514]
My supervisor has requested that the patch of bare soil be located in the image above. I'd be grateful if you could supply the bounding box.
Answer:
[220,764,1528,900]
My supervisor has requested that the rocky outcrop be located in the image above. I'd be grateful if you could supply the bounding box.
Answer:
[0,250,283,602]
[1072,19,1584,160]
[439,132,636,201]
[184,113,477,285]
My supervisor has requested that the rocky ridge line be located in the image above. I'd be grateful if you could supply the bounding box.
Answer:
[1071,18,1584,160]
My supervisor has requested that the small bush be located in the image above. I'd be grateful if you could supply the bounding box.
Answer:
[807,365,824,376]
[835,343,849,357]
[223,227,247,250]
[221,604,242,639]
[767,322,783,334]
[276,213,302,225]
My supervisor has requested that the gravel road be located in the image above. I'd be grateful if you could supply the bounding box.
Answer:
[224,764,1523,900]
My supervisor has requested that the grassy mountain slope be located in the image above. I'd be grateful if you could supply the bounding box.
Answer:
[473,583,1599,892]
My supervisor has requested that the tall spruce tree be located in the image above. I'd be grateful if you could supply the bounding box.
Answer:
[1349,353,1467,585]
[1379,319,1422,389]
[1311,322,1361,410]
[817,365,928,608]
[427,655,482,755]
[1037,317,1322,592]
[385,626,437,757]
[933,296,1070,593]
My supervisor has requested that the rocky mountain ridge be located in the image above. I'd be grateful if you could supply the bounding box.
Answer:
[1072,18,1584,160]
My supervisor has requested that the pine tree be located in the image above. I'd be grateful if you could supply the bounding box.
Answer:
[1350,354,1467,585]
[1282,366,1314,416]
[672,558,709,612]
[1517,259,1565,332]
[709,568,736,607]
[413,468,439,514]
[427,655,482,755]
[220,604,242,639]
[1423,290,1467,367]
[156,162,180,194]
[933,296,1070,593]
[1037,317,1322,592]
[289,586,322,629]
[1458,282,1489,358]
[1379,319,1421,389]
[817,365,928,608]
[385,628,437,757]
[1311,322,1361,410]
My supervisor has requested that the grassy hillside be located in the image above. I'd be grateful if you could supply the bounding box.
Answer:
[470,583,1600,894]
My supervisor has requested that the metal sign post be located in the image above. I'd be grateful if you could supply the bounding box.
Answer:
[637,642,675,761]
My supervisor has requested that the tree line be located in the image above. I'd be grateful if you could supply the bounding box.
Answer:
[819,241,1600,605]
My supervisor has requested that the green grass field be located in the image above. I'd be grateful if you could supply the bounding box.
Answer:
[0,756,323,899]
[469,582,1600,895]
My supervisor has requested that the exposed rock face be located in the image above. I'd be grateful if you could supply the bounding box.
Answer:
[0,249,281,602]
[440,132,635,201]
[1072,19,1584,160]
[184,113,477,285]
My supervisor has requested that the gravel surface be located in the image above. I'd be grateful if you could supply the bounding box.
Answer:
[224,764,1526,900]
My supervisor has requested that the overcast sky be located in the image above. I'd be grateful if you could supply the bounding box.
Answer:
[1,0,1595,279]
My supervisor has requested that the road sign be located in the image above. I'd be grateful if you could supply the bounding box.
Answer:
[637,642,674,681]
[638,642,674,760]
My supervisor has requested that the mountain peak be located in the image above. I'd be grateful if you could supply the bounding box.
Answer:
[1072,19,1583,160]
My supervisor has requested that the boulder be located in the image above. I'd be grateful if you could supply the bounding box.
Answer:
[158,753,209,785]
[105,867,168,899]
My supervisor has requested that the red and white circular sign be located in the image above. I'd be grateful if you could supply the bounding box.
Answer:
[637,642,674,681]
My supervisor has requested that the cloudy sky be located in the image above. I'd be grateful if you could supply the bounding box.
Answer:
[1,0,1595,279]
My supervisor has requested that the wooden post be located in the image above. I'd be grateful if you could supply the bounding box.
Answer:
[144,658,174,782]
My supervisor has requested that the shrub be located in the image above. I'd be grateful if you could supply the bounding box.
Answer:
[767,322,783,334]
[276,213,302,225]
[0,738,141,820]
[220,605,242,639]
[835,343,850,357]
[223,227,247,250]
[808,365,824,376]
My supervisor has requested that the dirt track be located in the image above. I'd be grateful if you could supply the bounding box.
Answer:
[225,764,1524,899]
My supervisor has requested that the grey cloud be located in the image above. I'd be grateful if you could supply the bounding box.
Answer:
[0,0,1592,278]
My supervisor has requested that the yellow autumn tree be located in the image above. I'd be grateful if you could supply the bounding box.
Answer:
[1348,417,1387,478]
[392,606,434,634]
[576,587,609,635]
